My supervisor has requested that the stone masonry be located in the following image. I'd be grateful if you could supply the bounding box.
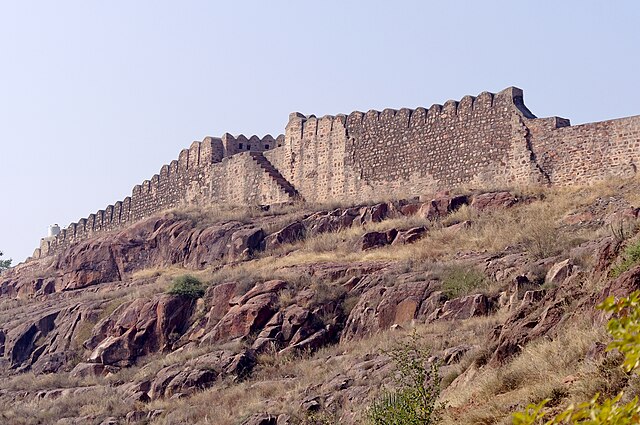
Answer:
[33,87,640,259]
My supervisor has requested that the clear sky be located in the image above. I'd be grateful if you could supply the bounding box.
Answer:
[1,1,639,263]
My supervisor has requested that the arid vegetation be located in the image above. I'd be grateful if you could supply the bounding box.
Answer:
[2,177,640,424]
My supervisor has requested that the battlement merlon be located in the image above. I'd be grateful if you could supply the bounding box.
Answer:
[285,87,572,142]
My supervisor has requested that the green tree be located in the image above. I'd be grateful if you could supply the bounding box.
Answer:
[0,250,11,272]
[513,290,640,424]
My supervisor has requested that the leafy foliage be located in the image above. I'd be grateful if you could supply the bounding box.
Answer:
[440,265,488,298]
[167,274,205,298]
[610,240,640,278]
[600,290,640,373]
[513,393,640,424]
[367,332,445,425]
[513,290,640,424]
[0,250,11,272]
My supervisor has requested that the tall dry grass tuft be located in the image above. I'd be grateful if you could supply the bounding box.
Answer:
[441,322,614,425]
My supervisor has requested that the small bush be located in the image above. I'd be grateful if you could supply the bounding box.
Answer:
[610,240,640,278]
[167,275,205,298]
[367,332,445,425]
[440,265,488,298]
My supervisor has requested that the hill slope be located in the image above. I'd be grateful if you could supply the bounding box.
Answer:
[2,179,640,424]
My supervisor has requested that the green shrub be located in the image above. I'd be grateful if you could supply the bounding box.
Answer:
[167,275,205,298]
[440,265,488,298]
[367,332,445,425]
[610,240,640,278]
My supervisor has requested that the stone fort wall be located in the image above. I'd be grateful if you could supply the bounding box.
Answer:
[269,87,552,203]
[34,133,290,258]
[34,86,640,259]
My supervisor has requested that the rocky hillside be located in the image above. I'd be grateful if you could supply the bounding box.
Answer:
[2,179,640,425]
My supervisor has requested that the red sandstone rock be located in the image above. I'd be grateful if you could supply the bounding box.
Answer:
[205,282,238,326]
[231,280,288,306]
[342,280,438,341]
[419,195,468,219]
[429,294,496,322]
[265,221,305,249]
[360,231,391,251]
[202,293,277,345]
[86,294,196,366]
[545,259,574,286]
[391,226,427,245]
[471,191,518,210]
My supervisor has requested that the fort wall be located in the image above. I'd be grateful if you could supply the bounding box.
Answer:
[527,115,640,185]
[275,87,552,203]
[34,135,288,259]
[32,86,640,260]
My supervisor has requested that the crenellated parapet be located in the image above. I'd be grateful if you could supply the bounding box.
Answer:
[280,87,559,202]
[221,133,285,157]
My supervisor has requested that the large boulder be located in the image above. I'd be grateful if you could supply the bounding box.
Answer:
[265,222,306,249]
[141,349,257,400]
[419,195,468,219]
[201,293,278,345]
[86,294,196,366]
[342,280,438,341]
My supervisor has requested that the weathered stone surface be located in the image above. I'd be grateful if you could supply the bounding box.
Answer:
[144,349,256,400]
[545,259,574,286]
[391,226,427,245]
[265,221,305,249]
[471,191,518,210]
[342,280,437,340]
[419,195,468,219]
[202,293,277,345]
[86,294,196,366]
[360,231,391,251]
[70,362,108,378]
[429,294,496,322]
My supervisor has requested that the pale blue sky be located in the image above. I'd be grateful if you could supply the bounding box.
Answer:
[1,1,639,262]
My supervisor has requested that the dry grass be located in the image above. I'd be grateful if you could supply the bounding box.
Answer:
[5,178,640,424]
[146,314,502,425]
[440,321,617,425]
[259,183,612,268]
[0,386,130,425]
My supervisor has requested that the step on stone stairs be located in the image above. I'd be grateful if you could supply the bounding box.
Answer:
[249,152,303,201]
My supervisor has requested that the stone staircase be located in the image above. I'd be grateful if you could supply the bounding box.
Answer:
[249,152,303,201]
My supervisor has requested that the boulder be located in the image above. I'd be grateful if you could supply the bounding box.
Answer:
[205,282,238,325]
[391,227,427,245]
[147,349,256,400]
[231,280,288,306]
[86,294,196,366]
[265,222,305,249]
[430,294,496,322]
[342,280,437,340]
[419,195,468,219]
[360,231,392,251]
[202,293,277,345]
[545,259,574,286]
[471,191,518,211]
